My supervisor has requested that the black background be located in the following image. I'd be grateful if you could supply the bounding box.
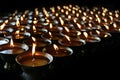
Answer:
[0,0,120,79]
[0,0,120,13]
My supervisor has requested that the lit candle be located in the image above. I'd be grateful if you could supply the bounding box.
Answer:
[0,38,29,73]
[42,44,73,57]
[15,42,53,69]
[23,36,52,49]
[58,35,86,46]
[0,38,29,54]
[77,31,101,43]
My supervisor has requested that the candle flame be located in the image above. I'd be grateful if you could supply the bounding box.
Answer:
[20,16,23,21]
[53,44,59,51]
[32,43,36,56]
[32,37,36,42]
[49,23,53,29]
[96,30,100,35]
[77,31,81,36]
[113,23,117,28]
[104,25,109,30]
[33,25,37,33]
[59,17,64,26]
[83,32,88,38]
[42,7,49,17]
[16,20,20,27]
[0,23,5,30]
[64,26,70,33]
[76,23,82,30]
[10,38,14,47]
[65,35,71,42]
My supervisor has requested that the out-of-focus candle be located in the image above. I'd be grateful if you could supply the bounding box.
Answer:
[58,35,86,46]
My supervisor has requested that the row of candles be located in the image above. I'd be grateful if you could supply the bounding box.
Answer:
[0,4,120,75]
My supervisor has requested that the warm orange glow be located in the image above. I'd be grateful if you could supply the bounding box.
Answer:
[20,16,23,21]
[59,17,64,25]
[113,23,117,28]
[64,26,70,33]
[32,43,36,56]
[83,32,88,38]
[32,25,37,33]
[76,23,82,30]
[96,30,100,35]
[65,35,71,42]
[42,7,49,17]
[61,9,64,13]
[49,23,53,29]
[57,6,61,10]
[32,37,36,42]
[0,23,5,30]
[16,20,20,27]
[4,20,8,24]
[104,25,109,30]
[53,44,59,51]
[68,15,72,20]
[50,7,55,13]
[33,18,38,24]
[49,32,52,38]
[97,17,101,24]
[77,31,81,36]
[10,38,14,47]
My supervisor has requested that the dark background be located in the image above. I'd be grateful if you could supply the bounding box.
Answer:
[0,0,119,79]
[0,0,120,13]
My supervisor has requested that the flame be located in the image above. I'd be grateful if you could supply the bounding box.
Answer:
[33,18,38,24]
[113,23,117,28]
[64,26,70,33]
[109,16,113,21]
[59,17,64,26]
[97,17,101,23]
[32,43,36,56]
[0,23,5,30]
[20,16,23,21]
[15,30,20,34]
[65,11,69,15]
[88,23,92,27]
[4,20,8,24]
[83,32,88,38]
[96,30,100,35]
[57,6,61,10]
[50,7,55,13]
[42,7,49,17]
[104,25,109,30]
[49,23,53,29]
[77,31,81,36]
[10,38,14,47]
[32,37,36,42]
[76,23,82,30]
[115,13,119,18]
[35,8,39,16]
[72,10,75,14]
[68,15,72,20]
[53,44,59,51]
[76,13,79,17]
[49,32,52,38]
[82,16,86,21]
[65,35,71,42]
[16,20,20,27]
[33,25,37,33]
[61,9,64,13]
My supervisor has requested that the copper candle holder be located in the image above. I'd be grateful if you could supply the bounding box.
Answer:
[15,51,53,79]
[0,41,29,74]
[23,37,52,51]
